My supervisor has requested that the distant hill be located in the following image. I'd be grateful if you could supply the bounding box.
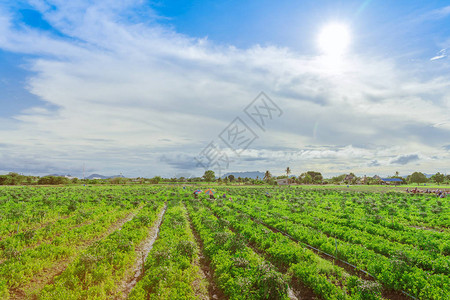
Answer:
[86,174,125,179]
[221,171,265,179]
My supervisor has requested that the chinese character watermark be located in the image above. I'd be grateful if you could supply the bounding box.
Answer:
[195,92,282,177]
[219,117,258,155]
[245,92,283,131]
[195,142,231,175]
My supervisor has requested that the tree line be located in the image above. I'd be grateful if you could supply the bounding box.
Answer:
[0,170,448,186]
[202,169,450,185]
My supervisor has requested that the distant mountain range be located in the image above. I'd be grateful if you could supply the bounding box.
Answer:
[221,171,265,179]
[86,174,125,179]
[46,174,125,179]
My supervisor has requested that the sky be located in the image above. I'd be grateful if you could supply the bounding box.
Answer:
[0,0,450,178]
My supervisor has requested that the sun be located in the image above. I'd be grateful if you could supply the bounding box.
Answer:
[317,23,351,57]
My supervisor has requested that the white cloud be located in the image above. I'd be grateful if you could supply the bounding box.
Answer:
[0,1,450,177]
[431,49,447,61]
[426,6,450,20]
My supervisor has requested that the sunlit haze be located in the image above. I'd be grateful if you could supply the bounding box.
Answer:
[318,23,351,57]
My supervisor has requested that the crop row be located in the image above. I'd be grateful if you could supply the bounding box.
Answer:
[240,195,450,274]
[39,200,164,299]
[224,194,449,299]
[201,197,390,300]
[185,198,291,299]
[227,187,448,227]
[0,205,116,262]
[0,205,138,299]
[0,186,168,239]
[129,199,208,299]
[284,198,448,254]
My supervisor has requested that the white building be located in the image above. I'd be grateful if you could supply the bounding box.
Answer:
[276,178,289,185]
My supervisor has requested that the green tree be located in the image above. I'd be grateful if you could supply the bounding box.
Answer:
[228,174,235,182]
[431,172,445,185]
[38,176,69,185]
[298,171,322,184]
[302,173,312,184]
[330,174,346,184]
[109,177,127,184]
[0,172,29,185]
[306,171,323,184]
[203,170,215,182]
[150,176,162,184]
[408,172,428,185]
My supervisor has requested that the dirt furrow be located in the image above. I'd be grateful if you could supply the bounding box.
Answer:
[184,202,227,300]
[114,204,167,299]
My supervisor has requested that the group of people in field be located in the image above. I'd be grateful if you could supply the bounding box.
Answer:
[406,187,449,198]
[192,188,231,200]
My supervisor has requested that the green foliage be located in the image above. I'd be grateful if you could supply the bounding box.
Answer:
[129,200,206,299]
[38,176,69,185]
[430,172,445,185]
[0,185,448,299]
[0,185,169,299]
[408,172,428,184]
[40,200,164,299]
[149,176,162,184]
[218,186,449,299]
[185,198,291,300]
[347,276,382,300]
[0,173,37,185]
[203,170,216,182]
[298,171,323,184]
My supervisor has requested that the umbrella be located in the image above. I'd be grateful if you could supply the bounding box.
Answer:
[194,189,202,194]
[204,189,216,195]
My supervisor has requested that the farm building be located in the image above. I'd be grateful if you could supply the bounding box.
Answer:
[345,174,355,181]
[276,178,289,185]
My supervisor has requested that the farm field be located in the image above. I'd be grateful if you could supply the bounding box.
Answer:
[0,185,448,299]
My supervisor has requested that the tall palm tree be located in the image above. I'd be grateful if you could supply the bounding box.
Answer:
[264,170,272,182]
[286,167,291,177]
[286,167,291,184]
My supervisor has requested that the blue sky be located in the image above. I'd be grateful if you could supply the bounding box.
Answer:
[0,0,450,178]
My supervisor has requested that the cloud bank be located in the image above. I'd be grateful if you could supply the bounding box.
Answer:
[0,0,450,177]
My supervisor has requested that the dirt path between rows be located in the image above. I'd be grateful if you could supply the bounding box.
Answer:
[408,225,447,232]
[184,203,224,300]
[9,206,144,300]
[114,204,167,299]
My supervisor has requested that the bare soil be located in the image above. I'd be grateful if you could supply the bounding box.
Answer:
[114,204,167,299]
[185,202,227,300]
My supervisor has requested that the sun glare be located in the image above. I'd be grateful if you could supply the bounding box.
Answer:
[318,23,351,57]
